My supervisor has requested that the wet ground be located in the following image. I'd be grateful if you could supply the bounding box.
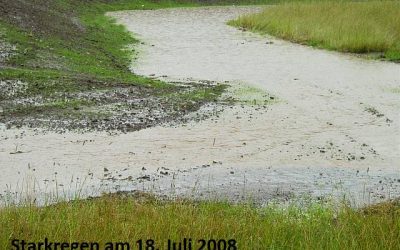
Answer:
[0,31,15,67]
[1,6,399,206]
[0,79,221,132]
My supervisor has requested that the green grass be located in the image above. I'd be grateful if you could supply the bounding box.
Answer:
[0,195,399,249]
[392,87,400,94]
[164,84,227,110]
[229,84,277,105]
[229,1,400,61]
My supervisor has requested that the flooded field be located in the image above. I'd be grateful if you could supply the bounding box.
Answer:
[1,7,399,206]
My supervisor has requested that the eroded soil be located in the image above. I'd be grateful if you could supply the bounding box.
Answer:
[0,79,223,132]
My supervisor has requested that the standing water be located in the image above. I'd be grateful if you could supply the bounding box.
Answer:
[1,7,399,206]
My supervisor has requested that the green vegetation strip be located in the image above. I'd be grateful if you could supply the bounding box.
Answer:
[229,1,400,61]
[0,196,399,249]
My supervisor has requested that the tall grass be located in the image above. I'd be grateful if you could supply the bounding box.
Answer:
[0,195,399,249]
[229,1,400,61]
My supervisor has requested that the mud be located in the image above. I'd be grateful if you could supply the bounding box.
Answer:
[1,6,399,206]
[0,32,16,67]
[0,80,221,132]
[0,0,84,39]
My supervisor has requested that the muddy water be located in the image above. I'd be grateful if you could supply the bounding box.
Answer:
[1,7,400,206]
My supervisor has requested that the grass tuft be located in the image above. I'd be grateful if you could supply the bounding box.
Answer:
[229,1,400,61]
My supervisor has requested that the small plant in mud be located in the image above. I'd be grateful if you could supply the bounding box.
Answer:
[365,106,384,118]
[392,87,400,94]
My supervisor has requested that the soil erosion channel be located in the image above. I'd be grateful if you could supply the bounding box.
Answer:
[1,7,399,205]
